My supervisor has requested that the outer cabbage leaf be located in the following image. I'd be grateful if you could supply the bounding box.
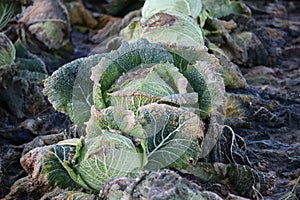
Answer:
[160,44,225,118]
[141,0,202,22]
[158,43,226,157]
[138,103,204,170]
[42,145,82,189]
[122,11,204,47]
[192,61,225,158]
[85,105,104,139]
[28,20,69,49]
[61,132,145,192]
[43,54,105,125]
[14,41,48,83]
[0,33,15,66]
[91,39,174,110]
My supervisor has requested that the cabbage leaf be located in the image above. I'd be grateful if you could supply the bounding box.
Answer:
[138,103,204,170]
[142,0,202,22]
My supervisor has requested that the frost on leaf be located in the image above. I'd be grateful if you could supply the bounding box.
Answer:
[43,54,105,126]
[91,39,173,109]
[138,103,204,170]
[43,37,227,193]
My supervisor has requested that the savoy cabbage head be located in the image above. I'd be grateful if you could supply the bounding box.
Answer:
[43,38,225,193]
[42,0,226,195]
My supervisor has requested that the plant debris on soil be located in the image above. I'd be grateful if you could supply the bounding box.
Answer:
[0,0,299,199]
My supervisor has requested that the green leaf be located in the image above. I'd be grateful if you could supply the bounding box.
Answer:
[85,106,104,139]
[14,41,47,82]
[138,103,204,170]
[62,132,145,192]
[142,0,202,22]
[91,39,174,110]
[123,11,204,46]
[90,106,145,140]
[161,44,226,119]
[0,33,15,67]
[159,92,199,113]
[43,54,105,125]
[109,62,189,113]
[42,145,81,189]
[85,106,147,165]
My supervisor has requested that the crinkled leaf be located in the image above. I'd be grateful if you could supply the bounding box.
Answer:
[14,41,47,82]
[91,39,173,109]
[142,0,202,22]
[190,61,225,158]
[138,103,204,170]
[161,43,225,119]
[161,43,211,68]
[71,54,107,126]
[122,170,223,200]
[43,54,105,124]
